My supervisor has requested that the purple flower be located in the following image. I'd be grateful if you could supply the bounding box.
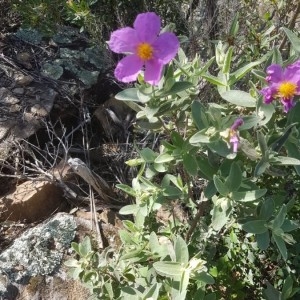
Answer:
[260,60,300,112]
[229,118,244,153]
[108,12,179,85]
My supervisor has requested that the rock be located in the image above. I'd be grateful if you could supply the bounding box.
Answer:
[17,273,91,300]
[0,87,19,104]
[12,87,25,95]
[30,103,50,117]
[14,74,33,86]
[0,82,57,161]
[0,180,67,222]
[0,213,77,299]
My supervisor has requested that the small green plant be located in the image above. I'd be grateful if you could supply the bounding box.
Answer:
[12,0,98,35]
[12,0,64,34]
[65,8,300,300]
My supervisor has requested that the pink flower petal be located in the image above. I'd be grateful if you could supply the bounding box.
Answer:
[134,12,161,43]
[114,55,143,83]
[284,60,300,82]
[281,98,295,113]
[144,59,164,85]
[108,27,139,54]
[153,32,179,64]
[266,64,283,82]
[260,85,277,104]
[231,118,244,130]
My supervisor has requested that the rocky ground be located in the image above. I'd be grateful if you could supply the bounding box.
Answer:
[0,7,134,299]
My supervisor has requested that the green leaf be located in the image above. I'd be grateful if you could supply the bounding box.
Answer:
[149,232,160,252]
[254,159,269,177]
[163,186,182,198]
[71,242,80,255]
[271,156,300,165]
[64,258,80,268]
[252,68,266,81]
[257,130,268,157]
[222,46,234,73]
[225,162,242,191]
[211,203,230,231]
[231,60,264,83]
[256,231,270,250]
[282,27,300,53]
[119,204,138,215]
[204,180,217,198]
[174,236,189,264]
[263,282,281,300]
[270,123,297,152]
[285,141,300,175]
[180,269,190,297]
[229,13,239,36]
[282,275,293,300]
[220,90,256,107]
[139,148,157,162]
[208,140,235,159]
[190,131,211,144]
[239,115,260,130]
[161,81,194,96]
[196,156,216,180]
[171,131,185,148]
[259,199,274,220]
[143,283,162,299]
[272,205,287,229]
[231,189,267,202]
[116,184,136,197]
[272,47,283,65]
[82,271,98,283]
[153,261,185,277]
[273,233,288,260]
[197,57,215,75]
[204,294,217,300]
[115,88,140,102]
[258,102,275,126]
[192,271,215,284]
[281,219,300,232]
[192,101,209,130]
[183,153,198,176]
[201,73,227,86]
[79,236,92,257]
[213,175,229,196]
[155,153,174,163]
[242,220,268,234]
[287,101,300,125]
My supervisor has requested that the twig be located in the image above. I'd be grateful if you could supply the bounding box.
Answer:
[279,2,300,51]
[185,192,207,242]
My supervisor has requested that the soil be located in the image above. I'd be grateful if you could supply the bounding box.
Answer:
[0,1,134,255]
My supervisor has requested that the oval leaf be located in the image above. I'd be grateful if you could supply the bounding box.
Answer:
[231,189,267,202]
[115,88,140,101]
[220,90,256,107]
[153,261,185,277]
[242,220,268,234]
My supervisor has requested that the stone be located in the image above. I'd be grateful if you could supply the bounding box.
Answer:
[14,74,33,86]
[12,87,25,95]
[0,180,67,222]
[0,213,77,298]
[0,87,19,104]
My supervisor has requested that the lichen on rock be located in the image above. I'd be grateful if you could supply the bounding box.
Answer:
[0,213,76,296]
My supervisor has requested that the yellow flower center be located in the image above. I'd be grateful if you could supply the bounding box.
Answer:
[278,81,297,99]
[136,43,154,60]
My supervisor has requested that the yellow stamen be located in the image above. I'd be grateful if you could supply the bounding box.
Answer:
[136,43,153,60]
[278,81,297,99]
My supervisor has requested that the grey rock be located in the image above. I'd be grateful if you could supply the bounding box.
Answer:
[0,87,20,105]
[0,213,76,297]
[12,87,25,95]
